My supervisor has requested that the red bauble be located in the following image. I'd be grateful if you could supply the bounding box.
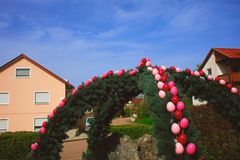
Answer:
[171,95,179,104]
[199,70,205,76]
[158,68,164,75]
[215,77,220,81]
[162,84,169,91]
[53,108,57,114]
[170,66,176,71]
[178,134,187,145]
[42,121,48,127]
[141,58,147,63]
[161,75,167,82]
[175,110,183,120]
[227,83,232,89]
[92,76,97,82]
[78,84,83,90]
[185,68,191,75]
[108,70,113,76]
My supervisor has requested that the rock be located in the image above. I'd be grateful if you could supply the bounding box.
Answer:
[108,134,166,160]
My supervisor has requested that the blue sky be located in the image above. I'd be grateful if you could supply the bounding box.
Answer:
[0,0,239,86]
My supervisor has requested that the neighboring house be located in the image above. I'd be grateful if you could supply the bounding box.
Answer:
[193,48,240,105]
[0,54,73,132]
[199,48,240,85]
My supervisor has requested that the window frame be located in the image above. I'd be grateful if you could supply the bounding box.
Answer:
[0,118,8,132]
[34,92,50,105]
[15,67,31,78]
[207,68,212,75]
[33,117,47,132]
[0,92,9,105]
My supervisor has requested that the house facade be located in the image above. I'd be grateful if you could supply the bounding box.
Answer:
[0,54,73,132]
[200,48,240,84]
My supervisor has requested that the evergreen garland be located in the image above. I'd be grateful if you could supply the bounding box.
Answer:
[27,58,239,160]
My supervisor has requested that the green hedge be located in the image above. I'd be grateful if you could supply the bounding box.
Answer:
[110,124,152,139]
[0,132,39,160]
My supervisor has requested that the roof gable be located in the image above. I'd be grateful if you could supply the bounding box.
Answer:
[0,54,73,87]
[200,48,240,69]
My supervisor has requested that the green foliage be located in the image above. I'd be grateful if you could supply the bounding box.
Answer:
[110,124,152,139]
[123,107,132,117]
[135,116,153,126]
[135,98,151,119]
[0,132,39,160]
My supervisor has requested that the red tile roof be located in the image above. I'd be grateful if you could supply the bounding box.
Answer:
[200,48,240,69]
[0,54,73,87]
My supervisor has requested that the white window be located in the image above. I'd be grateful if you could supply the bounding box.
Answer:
[0,93,9,105]
[0,119,8,132]
[34,118,47,131]
[35,92,49,104]
[16,68,30,78]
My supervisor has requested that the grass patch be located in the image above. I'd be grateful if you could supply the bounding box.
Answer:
[135,116,153,126]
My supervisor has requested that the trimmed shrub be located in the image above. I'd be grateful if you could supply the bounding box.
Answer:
[135,116,153,126]
[0,131,39,160]
[110,124,152,139]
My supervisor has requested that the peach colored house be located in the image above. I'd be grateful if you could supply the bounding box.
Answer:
[0,54,73,132]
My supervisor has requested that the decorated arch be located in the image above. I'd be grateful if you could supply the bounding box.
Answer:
[28,58,240,160]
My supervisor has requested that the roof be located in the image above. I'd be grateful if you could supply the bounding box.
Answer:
[132,98,143,105]
[0,54,73,87]
[199,48,240,69]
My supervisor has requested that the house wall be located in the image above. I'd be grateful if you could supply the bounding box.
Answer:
[0,58,66,131]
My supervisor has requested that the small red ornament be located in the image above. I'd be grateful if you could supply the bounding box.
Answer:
[53,108,57,114]
[42,121,48,127]
[162,84,169,91]
[158,68,164,75]
[227,83,232,89]
[178,134,187,145]
[161,75,167,82]
[141,58,147,63]
[78,84,83,90]
[170,66,176,71]
[215,77,220,81]
[199,70,205,76]
[92,76,97,82]
[175,110,183,120]
[108,70,113,76]
[171,95,179,104]
[185,68,191,75]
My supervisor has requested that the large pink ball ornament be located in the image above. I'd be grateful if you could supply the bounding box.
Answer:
[59,100,65,108]
[40,127,46,134]
[176,68,181,73]
[71,88,77,96]
[166,102,175,112]
[175,142,184,154]
[147,67,153,71]
[170,86,178,95]
[208,75,213,80]
[146,61,151,66]
[219,79,226,85]
[152,68,159,75]
[161,66,166,71]
[155,74,161,81]
[231,87,238,94]
[180,118,189,129]
[157,81,164,89]
[159,90,166,99]
[171,123,181,135]
[31,143,38,151]
[168,81,175,88]
[48,112,55,119]
[194,71,200,76]
[186,143,196,155]
[177,101,185,111]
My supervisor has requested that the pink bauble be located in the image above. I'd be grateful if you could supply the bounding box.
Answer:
[177,101,185,111]
[186,143,196,155]
[155,74,161,81]
[219,79,226,85]
[161,66,166,71]
[170,86,178,95]
[48,112,54,119]
[59,100,65,108]
[157,81,164,89]
[191,71,194,76]
[146,61,151,66]
[231,87,238,94]
[171,123,181,135]
[168,81,175,88]
[118,70,124,77]
[101,73,108,79]
[31,143,38,151]
[147,67,153,71]
[152,68,159,75]
[194,71,200,76]
[84,80,91,86]
[71,88,77,96]
[176,68,181,73]
[159,90,166,99]
[208,75,213,80]
[180,118,189,129]
[175,142,184,154]
[166,102,175,112]
[40,127,46,134]
[129,70,137,76]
